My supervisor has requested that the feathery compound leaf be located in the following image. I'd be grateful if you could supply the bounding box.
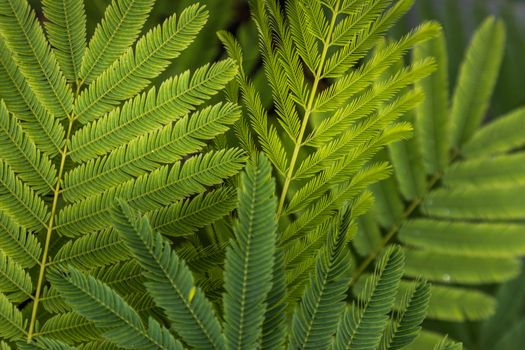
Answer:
[450,17,505,147]
[37,312,100,344]
[0,211,41,269]
[0,250,33,302]
[333,246,405,350]
[0,101,57,194]
[57,148,246,236]
[148,186,238,237]
[289,210,352,350]
[224,154,277,350]
[0,0,73,119]
[49,267,183,350]
[70,59,237,162]
[64,102,240,202]
[42,0,86,82]
[75,4,208,123]
[17,338,77,350]
[414,25,450,174]
[0,161,49,231]
[0,292,26,340]
[379,280,431,350]
[112,200,225,350]
[79,0,155,83]
[0,40,65,156]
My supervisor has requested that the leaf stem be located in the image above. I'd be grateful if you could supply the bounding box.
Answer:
[27,116,74,341]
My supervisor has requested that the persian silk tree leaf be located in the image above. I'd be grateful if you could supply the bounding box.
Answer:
[48,267,183,350]
[112,200,225,350]
[288,210,352,350]
[69,59,237,162]
[0,292,26,340]
[0,161,49,231]
[0,211,41,269]
[0,40,65,156]
[42,0,87,82]
[414,25,450,174]
[333,246,404,350]
[0,0,73,119]
[79,0,155,83]
[17,337,77,350]
[224,154,277,350]
[63,102,240,202]
[75,4,208,123]
[450,17,505,147]
[56,149,246,236]
[0,101,57,195]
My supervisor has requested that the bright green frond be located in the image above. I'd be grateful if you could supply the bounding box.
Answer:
[17,337,77,350]
[379,280,430,350]
[0,101,57,194]
[79,0,155,83]
[0,292,26,340]
[57,148,246,236]
[76,340,118,350]
[414,25,449,174]
[462,107,525,158]
[0,0,73,119]
[399,220,525,257]
[0,40,65,156]
[50,229,130,270]
[69,59,237,162]
[332,246,404,350]
[450,17,505,147]
[224,154,277,350]
[0,161,49,231]
[42,0,86,82]
[433,337,463,350]
[75,4,208,123]
[37,312,100,344]
[48,267,183,350]
[64,102,240,202]
[422,184,525,220]
[0,250,33,302]
[404,249,519,284]
[148,186,237,236]
[0,211,41,268]
[112,200,225,350]
[289,210,352,350]
[0,341,10,350]
[443,153,525,187]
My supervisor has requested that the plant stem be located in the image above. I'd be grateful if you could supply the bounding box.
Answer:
[276,3,340,218]
[27,116,74,341]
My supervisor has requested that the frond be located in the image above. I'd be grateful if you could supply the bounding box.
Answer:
[111,200,225,350]
[0,211,41,269]
[148,186,237,237]
[0,251,33,303]
[0,292,26,340]
[463,107,525,158]
[42,0,86,82]
[48,267,183,350]
[76,340,118,350]
[414,25,449,173]
[0,161,49,231]
[450,17,505,147]
[50,229,130,270]
[69,59,237,162]
[17,337,77,350]
[37,312,100,344]
[0,0,73,118]
[79,0,155,83]
[0,101,57,194]
[0,40,65,156]
[223,154,277,350]
[332,246,405,349]
[64,102,240,202]
[288,210,352,350]
[379,280,431,350]
[75,4,208,123]
[56,148,246,236]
